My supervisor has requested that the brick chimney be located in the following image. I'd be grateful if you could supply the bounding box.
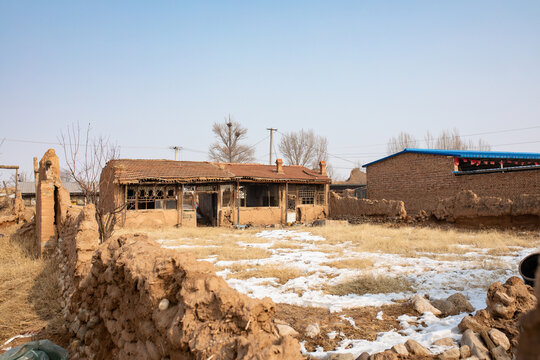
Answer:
[319,161,326,176]
[276,158,284,174]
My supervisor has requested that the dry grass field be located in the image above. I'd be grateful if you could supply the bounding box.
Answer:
[0,224,64,349]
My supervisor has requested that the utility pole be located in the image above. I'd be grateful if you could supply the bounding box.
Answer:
[169,146,183,161]
[267,128,277,165]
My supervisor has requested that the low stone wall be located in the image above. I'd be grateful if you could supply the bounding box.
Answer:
[433,190,540,224]
[55,204,303,360]
[329,191,407,220]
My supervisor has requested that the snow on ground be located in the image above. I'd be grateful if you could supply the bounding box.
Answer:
[159,229,536,357]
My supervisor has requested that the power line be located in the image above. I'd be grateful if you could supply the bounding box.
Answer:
[332,125,540,149]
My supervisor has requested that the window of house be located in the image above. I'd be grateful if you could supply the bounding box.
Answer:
[299,187,315,204]
[243,184,279,207]
[127,185,177,210]
[222,185,233,207]
[183,192,195,210]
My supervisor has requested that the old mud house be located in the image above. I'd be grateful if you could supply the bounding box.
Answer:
[99,159,330,227]
[363,148,540,215]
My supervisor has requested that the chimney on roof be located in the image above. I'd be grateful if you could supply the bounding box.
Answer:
[276,158,284,174]
[319,161,327,176]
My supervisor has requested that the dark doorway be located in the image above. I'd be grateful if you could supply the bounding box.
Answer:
[197,192,218,226]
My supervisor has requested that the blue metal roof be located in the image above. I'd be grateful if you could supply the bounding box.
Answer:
[362,148,540,167]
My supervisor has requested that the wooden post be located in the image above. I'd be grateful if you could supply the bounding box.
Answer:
[180,184,184,226]
[236,180,240,225]
[123,184,127,226]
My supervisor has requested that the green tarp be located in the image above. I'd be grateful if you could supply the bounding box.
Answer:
[0,340,67,360]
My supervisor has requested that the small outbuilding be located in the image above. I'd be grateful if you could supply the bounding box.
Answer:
[18,181,86,206]
[363,148,540,215]
[99,159,330,228]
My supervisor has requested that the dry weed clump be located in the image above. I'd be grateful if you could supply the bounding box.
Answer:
[322,258,374,269]
[324,275,414,296]
[268,241,304,250]
[0,225,62,343]
[226,264,305,284]
[177,245,271,261]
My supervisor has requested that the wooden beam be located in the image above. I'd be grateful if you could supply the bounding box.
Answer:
[0,165,19,170]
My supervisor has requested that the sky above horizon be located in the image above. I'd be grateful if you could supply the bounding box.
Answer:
[1,1,539,180]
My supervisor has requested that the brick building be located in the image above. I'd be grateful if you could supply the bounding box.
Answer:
[363,149,540,215]
[100,159,330,228]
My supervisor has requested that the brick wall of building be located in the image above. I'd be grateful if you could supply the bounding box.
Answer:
[366,152,540,215]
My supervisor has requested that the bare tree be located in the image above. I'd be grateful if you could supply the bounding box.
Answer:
[8,171,29,187]
[388,129,491,153]
[278,129,328,169]
[387,132,418,154]
[208,116,255,163]
[58,122,123,242]
[59,123,118,204]
[424,131,436,149]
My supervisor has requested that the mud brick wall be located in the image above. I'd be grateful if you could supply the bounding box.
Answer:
[366,152,540,215]
[329,192,407,219]
[433,190,540,223]
[55,204,303,360]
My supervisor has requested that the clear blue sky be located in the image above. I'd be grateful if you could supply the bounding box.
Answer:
[1,1,539,180]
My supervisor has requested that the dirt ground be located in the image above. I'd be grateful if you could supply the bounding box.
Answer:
[276,301,415,352]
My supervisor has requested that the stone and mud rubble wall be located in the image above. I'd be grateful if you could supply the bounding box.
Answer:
[434,190,540,226]
[329,191,407,221]
[54,204,303,360]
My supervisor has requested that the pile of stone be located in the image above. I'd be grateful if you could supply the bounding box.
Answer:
[349,276,537,360]
[458,277,536,360]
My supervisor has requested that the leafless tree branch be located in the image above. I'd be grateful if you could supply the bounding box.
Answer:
[278,129,328,169]
[208,115,255,163]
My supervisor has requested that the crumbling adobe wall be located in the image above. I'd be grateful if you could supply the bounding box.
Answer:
[239,207,282,226]
[329,191,407,220]
[434,190,540,225]
[56,204,303,360]
[36,149,71,254]
[296,205,326,223]
[123,209,179,228]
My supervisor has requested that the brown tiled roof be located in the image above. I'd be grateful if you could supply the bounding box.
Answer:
[107,159,330,184]
[222,163,330,183]
[108,160,233,183]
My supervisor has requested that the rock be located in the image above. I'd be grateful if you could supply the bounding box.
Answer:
[486,277,536,320]
[355,352,370,360]
[327,354,355,360]
[305,323,320,338]
[432,299,458,316]
[158,298,169,311]
[405,339,431,356]
[458,316,486,333]
[490,346,510,360]
[461,330,490,360]
[276,324,299,338]
[447,293,475,314]
[488,329,510,351]
[370,350,398,360]
[479,329,496,351]
[438,348,460,360]
[412,294,442,316]
[433,337,457,347]
[460,345,471,358]
[390,343,408,356]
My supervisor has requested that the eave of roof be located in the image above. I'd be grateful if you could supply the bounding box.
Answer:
[110,159,331,184]
[362,148,540,168]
